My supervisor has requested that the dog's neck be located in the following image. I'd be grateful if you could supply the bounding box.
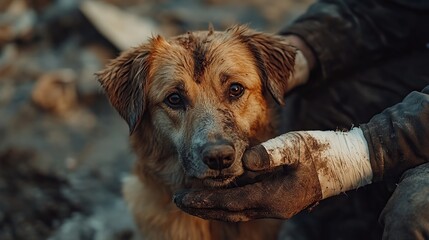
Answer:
[122,171,211,239]
[123,172,280,240]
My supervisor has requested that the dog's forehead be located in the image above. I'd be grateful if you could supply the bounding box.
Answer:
[168,30,246,63]
[157,30,258,82]
[171,30,230,49]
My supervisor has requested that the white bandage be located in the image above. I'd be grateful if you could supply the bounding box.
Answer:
[308,128,372,198]
[261,128,372,199]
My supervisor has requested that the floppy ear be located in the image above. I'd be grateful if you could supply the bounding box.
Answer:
[231,26,296,105]
[97,45,151,134]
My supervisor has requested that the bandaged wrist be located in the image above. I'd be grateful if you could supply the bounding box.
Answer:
[261,128,372,199]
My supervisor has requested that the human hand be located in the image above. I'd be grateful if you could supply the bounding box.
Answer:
[174,128,373,222]
[280,35,315,91]
[174,141,322,221]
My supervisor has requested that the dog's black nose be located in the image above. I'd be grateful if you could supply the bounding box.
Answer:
[202,144,235,170]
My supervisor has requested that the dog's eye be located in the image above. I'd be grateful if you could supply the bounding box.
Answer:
[229,83,244,99]
[165,93,185,109]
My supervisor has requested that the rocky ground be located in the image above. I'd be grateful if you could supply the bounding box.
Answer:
[0,0,314,239]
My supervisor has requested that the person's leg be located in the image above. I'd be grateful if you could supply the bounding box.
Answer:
[379,163,429,240]
[278,49,429,240]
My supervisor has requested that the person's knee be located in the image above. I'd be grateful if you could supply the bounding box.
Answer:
[380,163,429,240]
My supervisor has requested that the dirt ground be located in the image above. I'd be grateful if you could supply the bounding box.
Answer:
[0,1,315,239]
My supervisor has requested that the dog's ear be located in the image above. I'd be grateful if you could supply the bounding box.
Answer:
[97,45,152,134]
[231,26,296,105]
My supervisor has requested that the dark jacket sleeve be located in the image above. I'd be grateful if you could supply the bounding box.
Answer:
[360,85,429,181]
[280,0,429,81]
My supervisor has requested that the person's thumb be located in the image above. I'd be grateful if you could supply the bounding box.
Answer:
[242,145,271,171]
[244,133,302,171]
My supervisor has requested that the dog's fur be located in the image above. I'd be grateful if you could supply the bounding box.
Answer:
[98,25,296,240]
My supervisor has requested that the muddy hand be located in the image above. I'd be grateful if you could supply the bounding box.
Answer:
[174,128,373,222]
[173,131,323,221]
[173,162,322,222]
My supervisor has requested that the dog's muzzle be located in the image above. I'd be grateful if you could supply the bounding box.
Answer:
[201,143,235,170]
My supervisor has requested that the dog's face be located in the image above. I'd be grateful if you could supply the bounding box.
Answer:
[98,26,296,189]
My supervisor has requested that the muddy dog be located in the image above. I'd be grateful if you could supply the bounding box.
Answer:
[98,25,297,240]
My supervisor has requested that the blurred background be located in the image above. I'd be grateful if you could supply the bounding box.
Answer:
[0,0,313,239]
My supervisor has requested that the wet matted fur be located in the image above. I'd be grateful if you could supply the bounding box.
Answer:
[98,25,296,240]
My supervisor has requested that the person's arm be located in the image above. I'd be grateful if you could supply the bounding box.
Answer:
[361,85,429,181]
[281,0,429,81]
[174,85,429,221]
